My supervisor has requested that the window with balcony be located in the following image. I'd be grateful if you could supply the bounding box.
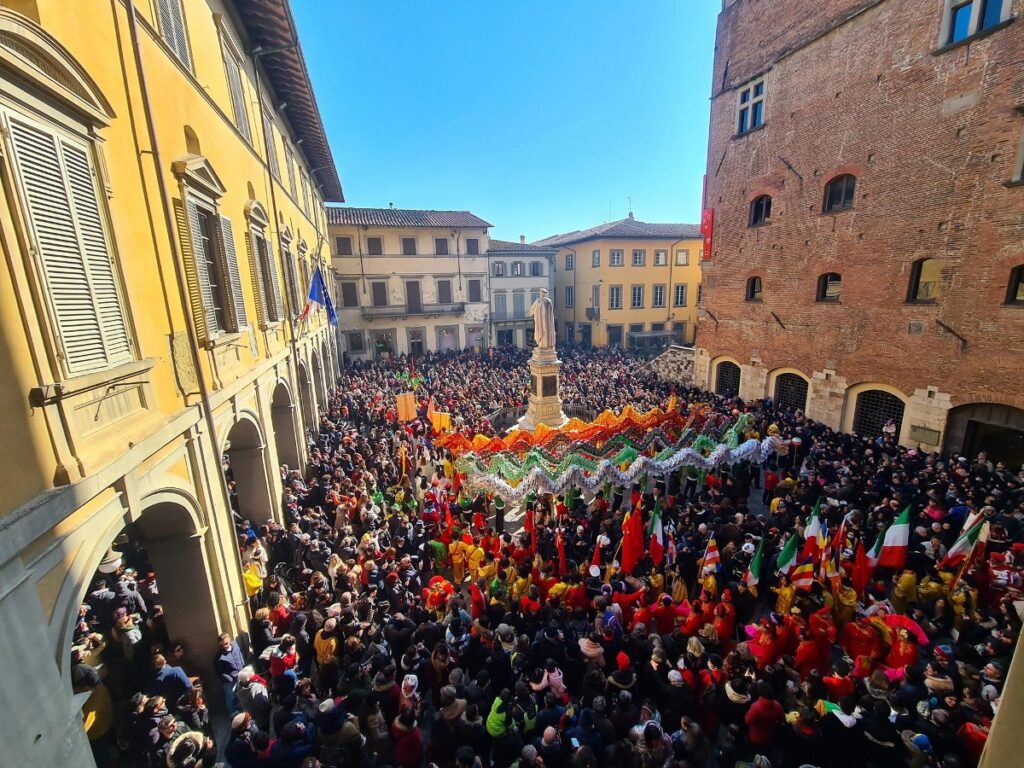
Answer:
[371,281,388,307]
[367,237,383,255]
[437,279,453,304]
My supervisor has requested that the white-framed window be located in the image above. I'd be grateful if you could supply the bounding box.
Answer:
[675,249,689,266]
[654,250,667,266]
[2,106,134,376]
[631,284,644,308]
[608,285,622,309]
[674,284,688,307]
[565,252,575,270]
[156,0,192,70]
[592,249,601,267]
[493,261,505,277]
[943,0,1009,46]
[652,284,666,308]
[610,249,624,266]
[737,77,766,134]
[565,286,574,308]
[632,249,646,266]
[218,20,250,142]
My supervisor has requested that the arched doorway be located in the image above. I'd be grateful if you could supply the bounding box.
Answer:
[715,360,741,398]
[945,403,1024,466]
[853,389,906,439]
[223,416,274,523]
[271,381,302,471]
[297,361,315,431]
[774,372,809,412]
[68,495,223,763]
[311,348,327,410]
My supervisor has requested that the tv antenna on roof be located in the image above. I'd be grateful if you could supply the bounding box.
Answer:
[626,195,634,216]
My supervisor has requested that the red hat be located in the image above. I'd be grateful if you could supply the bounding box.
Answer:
[616,652,630,671]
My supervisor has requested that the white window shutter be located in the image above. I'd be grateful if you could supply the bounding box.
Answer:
[157,0,191,70]
[62,140,131,365]
[218,216,247,332]
[6,115,128,374]
[185,199,219,342]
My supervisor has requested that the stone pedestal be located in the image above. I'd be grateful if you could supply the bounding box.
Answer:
[516,347,567,432]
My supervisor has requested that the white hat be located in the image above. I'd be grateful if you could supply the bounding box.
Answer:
[589,565,601,578]
[742,543,756,555]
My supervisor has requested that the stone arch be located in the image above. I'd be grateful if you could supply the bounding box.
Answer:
[271,379,302,471]
[711,356,742,398]
[944,402,1024,467]
[0,8,116,125]
[767,367,810,411]
[222,412,275,523]
[55,489,220,689]
[297,359,315,432]
[311,346,327,409]
[843,382,909,444]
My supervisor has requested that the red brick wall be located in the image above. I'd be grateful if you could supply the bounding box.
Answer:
[701,0,1024,406]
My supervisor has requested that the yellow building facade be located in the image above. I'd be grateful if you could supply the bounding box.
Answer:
[0,1,339,763]
[537,214,703,349]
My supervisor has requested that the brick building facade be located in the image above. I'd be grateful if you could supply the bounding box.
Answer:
[696,0,1024,464]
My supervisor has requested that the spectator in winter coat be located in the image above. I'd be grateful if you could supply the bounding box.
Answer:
[235,666,272,732]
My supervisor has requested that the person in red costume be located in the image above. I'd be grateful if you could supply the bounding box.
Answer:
[808,606,837,674]
[748,619,782,668]
[884,628,919,674]
[652,594,686,635]
[794,627,819,680]
[842,618,882,677]
[712,604,735,652]
[822,659,855,701]
[681,598,707,637]
[781,609,806,657]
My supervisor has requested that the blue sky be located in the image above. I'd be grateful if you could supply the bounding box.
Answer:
[292,1,718,242]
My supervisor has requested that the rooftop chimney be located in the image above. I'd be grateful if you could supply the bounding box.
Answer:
[388,202,394,209]
[520,234,526,243]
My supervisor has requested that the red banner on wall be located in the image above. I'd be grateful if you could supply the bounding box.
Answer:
[700,207,714,260]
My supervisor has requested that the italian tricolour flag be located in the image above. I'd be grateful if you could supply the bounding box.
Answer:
[648,500,665,566]
[744,538,765,596]
[876,507,911,569]
[775,534,799,575]
[941,516,987,567]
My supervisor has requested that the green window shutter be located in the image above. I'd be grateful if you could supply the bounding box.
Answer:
[185,199,219,342]
[218,216,247,332]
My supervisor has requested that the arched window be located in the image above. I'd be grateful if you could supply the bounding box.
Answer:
[749,195,772,226]
[853,389,905,439]
[774,373,808,411]
[816,273,841,302]
[745,276,763,301]
[715,361,741,397]
[1006,265,1024,305]
[823,174,856,213]
[907,258,942,303]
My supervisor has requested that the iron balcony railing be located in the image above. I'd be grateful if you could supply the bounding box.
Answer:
[360,302,465,318]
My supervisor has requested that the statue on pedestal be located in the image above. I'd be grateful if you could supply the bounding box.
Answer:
[529,288,556,350]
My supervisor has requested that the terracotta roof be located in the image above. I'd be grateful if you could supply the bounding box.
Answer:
[487,239,557,254]
[326,207,492,228]
[535,216,701,247]
[234,0,343,202]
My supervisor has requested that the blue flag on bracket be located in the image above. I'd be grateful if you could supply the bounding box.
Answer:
[298,265,338,326]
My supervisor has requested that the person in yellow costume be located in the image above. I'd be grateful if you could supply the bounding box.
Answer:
[477,553,498,586]
[835,579,858,630]
[772,574,795,615]
[511,567,533,603]
[951,580,977,631]
[892,568,918,614]
[648,569,666,598]
[917,572,949,603]
[547,578,569,605]
[701,565,718,598]
[466,538,486,581]
[449,538,468,583]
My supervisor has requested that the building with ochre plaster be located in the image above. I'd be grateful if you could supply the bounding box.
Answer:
[0,0,340,763]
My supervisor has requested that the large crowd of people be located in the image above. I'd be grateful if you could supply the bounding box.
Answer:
[72,346,1023,768]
